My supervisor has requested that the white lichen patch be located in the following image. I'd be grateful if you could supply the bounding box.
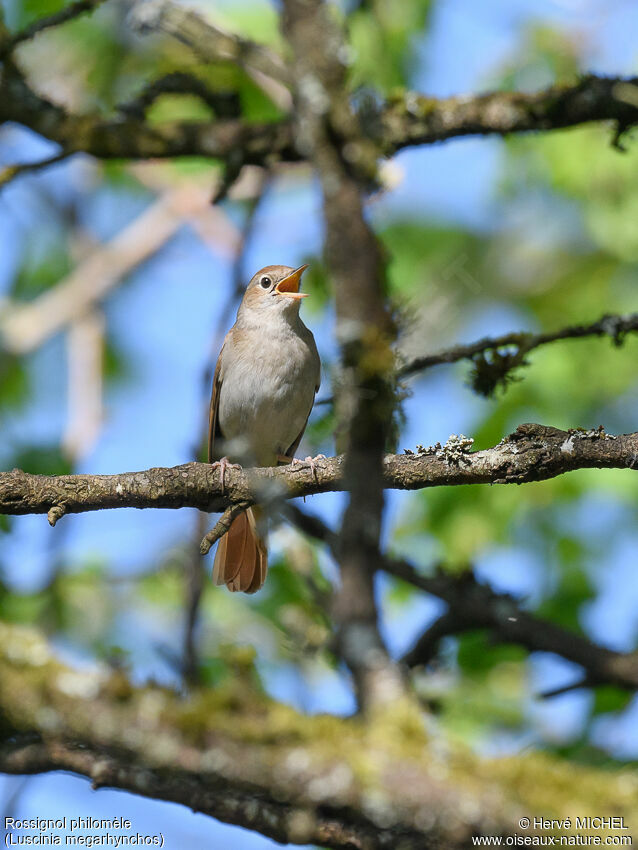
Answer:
[286,809,317,844]
[284,748,312,776]
[36,706,62,733]
[417,443,436,455]
[244,800,259,823]
[307,764,353,803]
[411,434,475,461]
[134,770,153,793]
[360,789,397,828]
[436,434,475,464]
[0,624,51,667]
[298,73,329,115]
[138,691,165,725]
[404,91,421,116]
[561,435,575,455]
[56,670,102,700]
[149,733,181,764]
[583,426,616,440]
[201,748,230,774]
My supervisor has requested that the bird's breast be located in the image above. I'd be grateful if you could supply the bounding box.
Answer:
[217,324,319,466]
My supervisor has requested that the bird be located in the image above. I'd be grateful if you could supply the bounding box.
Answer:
[208,264,321,594]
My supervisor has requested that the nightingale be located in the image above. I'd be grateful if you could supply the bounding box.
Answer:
[208,264,321,593]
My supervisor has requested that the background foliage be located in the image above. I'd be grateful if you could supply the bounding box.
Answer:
[1,0,638,845]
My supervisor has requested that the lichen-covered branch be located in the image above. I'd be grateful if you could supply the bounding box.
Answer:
[1,54,636,176]
[1,425,637,520]
[400,311,638,396]
[380,74,638,152]
[0,62,298,165]
[1,622,637,849]
[401,312,638,378]
[0,30,638,177]
[398,313,638,395]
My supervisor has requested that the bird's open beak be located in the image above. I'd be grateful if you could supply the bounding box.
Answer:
[275,264,309,299]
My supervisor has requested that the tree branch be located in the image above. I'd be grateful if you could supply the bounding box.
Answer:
[117,72,242,121]
[129,0,292,110]
[1,423,637,517]
[0,181,231,353]
[0,151,70,188]
[1,64,635,173]
[286,506,638,694]
[1,621,637,848]
[379,75,638,153]
[130,0,289,83]
[282,0,405,712]
[0,62,299,165]
[396,566,638,693]
[0,0,109,59]
[399,312,638,396]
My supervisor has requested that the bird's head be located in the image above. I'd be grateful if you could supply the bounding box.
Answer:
[240,264,309,316]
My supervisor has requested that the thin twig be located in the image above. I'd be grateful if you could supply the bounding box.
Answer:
[399,312,638,383]
[0,151,70,189]
[316,312,638,406]
[129,0,292,110]
[182,511,208,685]
[0,0,109,58]
[200,502,251,555]
[117,72,241,121]
[539,679,591,699]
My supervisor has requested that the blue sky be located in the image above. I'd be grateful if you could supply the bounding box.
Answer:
[1,0,638,847]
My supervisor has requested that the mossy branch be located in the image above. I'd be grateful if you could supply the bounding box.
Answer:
[1,621,637,848]
[0,62,636,178]
[380,74,638,152]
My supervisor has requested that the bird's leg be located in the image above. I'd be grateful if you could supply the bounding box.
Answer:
[209,456,242,495]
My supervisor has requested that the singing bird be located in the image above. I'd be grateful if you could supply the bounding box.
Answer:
[208,264,321,593]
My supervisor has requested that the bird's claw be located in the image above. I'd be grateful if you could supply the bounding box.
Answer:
[292,454,327,481]
[210,456,242,494]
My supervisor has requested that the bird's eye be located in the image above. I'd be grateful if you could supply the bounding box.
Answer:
[260,276,271,289]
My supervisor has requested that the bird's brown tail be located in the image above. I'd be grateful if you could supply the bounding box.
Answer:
[212,507,267,594]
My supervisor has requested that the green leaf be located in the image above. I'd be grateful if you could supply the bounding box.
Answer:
[12,445,72,476]
[591,686,633,717]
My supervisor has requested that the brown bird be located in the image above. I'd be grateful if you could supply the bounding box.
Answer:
[208,264,321,593]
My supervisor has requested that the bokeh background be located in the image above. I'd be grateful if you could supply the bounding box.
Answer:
[1,0,638,846]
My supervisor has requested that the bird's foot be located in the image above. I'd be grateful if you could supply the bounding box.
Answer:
[210,457,242,494]
[292,454,327,481]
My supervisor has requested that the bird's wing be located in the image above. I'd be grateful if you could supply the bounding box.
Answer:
[207,341,226,463]
[283,377,321,461]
